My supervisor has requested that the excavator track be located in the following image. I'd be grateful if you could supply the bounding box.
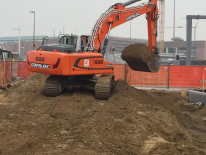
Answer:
[45,75,63,97]
[44,74,114,99]
[95,74,114,100]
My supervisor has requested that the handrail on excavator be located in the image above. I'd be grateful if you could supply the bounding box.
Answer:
[123,0,141,6]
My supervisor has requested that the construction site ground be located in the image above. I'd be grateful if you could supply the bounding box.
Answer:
[0,73,206,155]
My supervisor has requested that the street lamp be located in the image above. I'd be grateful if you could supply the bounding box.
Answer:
[13,26,21,60]
[63,26,65,34]
[173,0,176,61]
[29,11,35,50]
[177,23,198,41]
[194,22,198,41]
[166,24,198,41]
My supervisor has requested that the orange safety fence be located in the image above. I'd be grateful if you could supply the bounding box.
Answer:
[17,62,34,79]
[114,64,126,81]
[0,61,12,88]
[169,66,206,88]
[1,61,206,88]
[126,66,168,87]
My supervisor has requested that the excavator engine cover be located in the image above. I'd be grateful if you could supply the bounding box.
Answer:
[38,44,77,53]
[121,43,160,73]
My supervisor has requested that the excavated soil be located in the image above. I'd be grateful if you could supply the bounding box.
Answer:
[0,73,206,155]
[121,43,158,72]
[121,43,154,62]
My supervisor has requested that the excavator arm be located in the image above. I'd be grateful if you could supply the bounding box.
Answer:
[86,0,159,54]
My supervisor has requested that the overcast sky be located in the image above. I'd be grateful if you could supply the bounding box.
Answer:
[1,0,206,41]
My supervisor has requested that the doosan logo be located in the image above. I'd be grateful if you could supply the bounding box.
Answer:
[126,12,140,21]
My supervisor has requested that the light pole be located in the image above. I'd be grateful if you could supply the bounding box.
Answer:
[194,22,198,41]
[166,25,198,41]
[63,26,65,34]
[29,11,35,50]
[53,29,55,38]
[173,0,176,61]
[177,24,198,41]
[13,26,21,61]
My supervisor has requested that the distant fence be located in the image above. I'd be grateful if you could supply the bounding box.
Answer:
[0,61,12,88]
[1,61,206,88]
[114,65,206,88]
[9,61,35,79]
[17,62,34,79]
[169,66,206,88]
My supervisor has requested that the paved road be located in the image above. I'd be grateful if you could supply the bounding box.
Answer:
[134,87,189,92]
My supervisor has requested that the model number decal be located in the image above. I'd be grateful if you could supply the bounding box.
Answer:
[31,63,50,69]
[106,64,112,67]
[94,60,103,64]
[126,12,140,21]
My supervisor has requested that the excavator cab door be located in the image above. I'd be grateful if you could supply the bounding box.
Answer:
[59,36,67,44]
[0,51,3,61]
[0,49,13,61]
[7,52,13,61]
[67,36,78,48]
[80,35,90,52]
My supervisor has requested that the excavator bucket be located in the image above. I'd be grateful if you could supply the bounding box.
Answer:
[121,43,160,73]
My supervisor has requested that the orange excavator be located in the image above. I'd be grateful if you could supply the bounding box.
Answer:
[27,0,160,99]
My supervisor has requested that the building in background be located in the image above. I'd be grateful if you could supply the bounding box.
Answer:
[0,36,57,61]
[1,35,206,65]
[105,37,206,65]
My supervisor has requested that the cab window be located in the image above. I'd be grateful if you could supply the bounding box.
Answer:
[0,53,3,60]
[2,52,7,61]
[59,36,66,44]
[67,36,77,48]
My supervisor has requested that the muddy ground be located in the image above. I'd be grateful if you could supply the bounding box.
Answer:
[0,73,206,155]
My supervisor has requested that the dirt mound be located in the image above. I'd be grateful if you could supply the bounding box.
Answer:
[121,43,160,73]
[0,74,206,155]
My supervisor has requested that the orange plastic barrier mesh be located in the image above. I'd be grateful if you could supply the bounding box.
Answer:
[169,66,206,88]
[114,64,126,81]
[17,62,34,79]
[0,61,12,88]
[0,62,5,88]
[6,62,206,88]
[126,65,168,87]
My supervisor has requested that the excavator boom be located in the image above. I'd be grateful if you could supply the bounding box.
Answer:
[86,0,160,72]
[86,0,158,53]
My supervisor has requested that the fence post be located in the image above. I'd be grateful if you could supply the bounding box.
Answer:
[124,63,127,81]
[10,61,12,80]
[167,63,170,89]
[203,74,205,93]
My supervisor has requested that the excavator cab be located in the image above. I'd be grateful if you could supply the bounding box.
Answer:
[0,48,13,61]
[58,34,90,52]
[59,35,78,48]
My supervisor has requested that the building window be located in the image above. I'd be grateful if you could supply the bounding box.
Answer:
[168,48,174,53]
